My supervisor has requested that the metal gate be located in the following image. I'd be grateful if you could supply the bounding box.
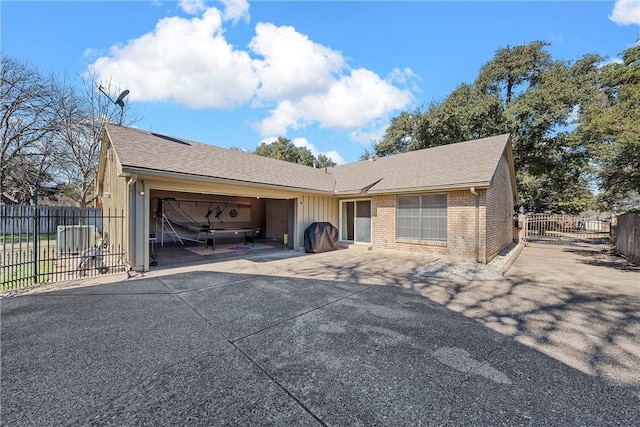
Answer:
[1,206,126,292]
[525,214,611,249]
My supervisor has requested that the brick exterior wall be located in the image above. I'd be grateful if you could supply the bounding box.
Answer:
[370,152,514,263]
[485,153,515,262]
[371,191,486,261]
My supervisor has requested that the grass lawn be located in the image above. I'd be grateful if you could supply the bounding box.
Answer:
[1,261,54,292]
[1,234,57,291]
[0,233,57,249]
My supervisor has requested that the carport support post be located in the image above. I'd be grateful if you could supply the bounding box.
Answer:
[127,175,149,272]
[141,181,150,271]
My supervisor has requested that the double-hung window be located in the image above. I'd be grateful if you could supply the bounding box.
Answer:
[397,194,447,242]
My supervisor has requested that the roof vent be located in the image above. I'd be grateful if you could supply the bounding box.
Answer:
[106,148,113,160]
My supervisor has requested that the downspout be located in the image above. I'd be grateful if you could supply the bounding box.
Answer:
[470,187,480,263]
[127,173,137,187]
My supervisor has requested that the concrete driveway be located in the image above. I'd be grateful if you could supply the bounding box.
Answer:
[1,245,638,426]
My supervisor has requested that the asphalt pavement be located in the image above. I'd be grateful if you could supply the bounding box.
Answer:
[2,256,638,426]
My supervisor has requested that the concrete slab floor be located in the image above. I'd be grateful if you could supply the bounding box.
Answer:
[1,243,638,425]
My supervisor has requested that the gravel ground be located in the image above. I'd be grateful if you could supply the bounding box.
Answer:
[415,243,520,281]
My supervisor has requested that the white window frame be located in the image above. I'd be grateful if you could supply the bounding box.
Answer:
[339,199,372,244]
[396,193,447,242]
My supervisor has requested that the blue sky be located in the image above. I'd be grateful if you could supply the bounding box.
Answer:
[2,1,639,164]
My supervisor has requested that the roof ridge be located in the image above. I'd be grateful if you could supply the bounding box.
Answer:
[107,123,334,173]
[105,124,511,196]
[333,133,511,170]
[105,124,338,193]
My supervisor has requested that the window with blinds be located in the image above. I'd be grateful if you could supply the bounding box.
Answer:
[397,194,447,241]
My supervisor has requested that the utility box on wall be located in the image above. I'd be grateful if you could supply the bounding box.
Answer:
[514,216,523,229]
[57,225,96,254]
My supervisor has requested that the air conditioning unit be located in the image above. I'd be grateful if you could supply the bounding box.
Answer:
[57,225,96,254]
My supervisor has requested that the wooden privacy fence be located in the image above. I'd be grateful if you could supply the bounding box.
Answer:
[615,213,639,262]
[1,205,126,291]
[0,205,102,234]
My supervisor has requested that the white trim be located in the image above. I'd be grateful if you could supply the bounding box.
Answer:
[120,166,334,195]
[339,199,372,244]
[396,193,448,243]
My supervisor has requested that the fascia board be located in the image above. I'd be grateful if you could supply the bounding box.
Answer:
[118,166,335,196]
[365,181,492,195]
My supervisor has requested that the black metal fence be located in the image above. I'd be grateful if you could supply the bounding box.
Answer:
[1,205,126,292]
[525,214,611,249]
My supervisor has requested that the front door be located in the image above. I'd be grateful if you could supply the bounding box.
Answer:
[340,200,371,244]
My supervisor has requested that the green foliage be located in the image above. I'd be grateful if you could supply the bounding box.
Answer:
[254,137,336,168]
[315,154,337,168]
[475,40,552,107]
[425,84,507,147]
[372,85,507,158]
[369,107,428,157]
[254,137,315,166]
[372,41,612,214]
[577,44,640,211]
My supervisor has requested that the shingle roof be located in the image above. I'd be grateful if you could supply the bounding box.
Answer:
[105,124,512,195]
[331,134,512,194]
[105,125,336,193]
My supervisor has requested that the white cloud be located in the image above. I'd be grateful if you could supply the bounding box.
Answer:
[257,68,413,135]
[249,24,413,134]
[292,137,346,165]
[387,67,420,92]
[82,47,101,60]
[220,0,250,24]
[609,0,640,25]
[89,4,415,142]
[256,102,300,135]
[90,8,257,108]
[179,0,207,15]
[600,57,624,67]
[249,23,346,102]
[349,122,388,146]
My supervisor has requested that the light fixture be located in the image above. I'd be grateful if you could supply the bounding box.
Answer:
[98,85,130,125]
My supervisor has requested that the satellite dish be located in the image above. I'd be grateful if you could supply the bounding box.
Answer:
[97,85,130,125]
[115,90,130,107]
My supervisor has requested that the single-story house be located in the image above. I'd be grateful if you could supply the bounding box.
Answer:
[96,124,517,271]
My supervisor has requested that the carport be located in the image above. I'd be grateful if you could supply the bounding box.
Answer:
[96,125,339,271]
[149,189,295,248]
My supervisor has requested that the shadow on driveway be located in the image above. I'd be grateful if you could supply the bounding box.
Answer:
[399,244,640,387]
[2,266,638,426]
